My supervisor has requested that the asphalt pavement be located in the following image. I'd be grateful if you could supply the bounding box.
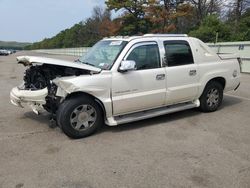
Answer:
[0,51,250,188]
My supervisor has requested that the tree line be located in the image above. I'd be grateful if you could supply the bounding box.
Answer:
[25,0,250,50]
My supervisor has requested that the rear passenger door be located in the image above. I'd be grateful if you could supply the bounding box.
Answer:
[164,40,199,105]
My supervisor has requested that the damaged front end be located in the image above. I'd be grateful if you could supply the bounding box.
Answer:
[10,86,48,114]
[10,56,101,114]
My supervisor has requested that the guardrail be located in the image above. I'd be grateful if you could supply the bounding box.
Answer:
[33,47,90,57]
[240,58,250,73]
[208,42,250,73]
[33,41,250,73]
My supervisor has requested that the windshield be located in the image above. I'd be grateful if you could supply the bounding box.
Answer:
[79,40,128,70]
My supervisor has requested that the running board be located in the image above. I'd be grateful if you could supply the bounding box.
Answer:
[113,101,199,125]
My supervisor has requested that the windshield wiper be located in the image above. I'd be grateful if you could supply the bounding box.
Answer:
[77,60,96,68]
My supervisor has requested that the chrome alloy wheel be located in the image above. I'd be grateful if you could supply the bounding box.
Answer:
[70,105,97,131]
[206,88,219,108]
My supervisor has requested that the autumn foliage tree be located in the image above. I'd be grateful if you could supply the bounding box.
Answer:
[25,1,250,50]
[92,6,120,37]
[145,0,175,33]
[106,0,197,34]
[145,0,194,33]
[106,0,151,35]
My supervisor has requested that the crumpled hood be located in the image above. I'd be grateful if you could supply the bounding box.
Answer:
[16,56,101,73]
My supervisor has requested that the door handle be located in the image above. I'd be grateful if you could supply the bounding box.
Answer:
[156,74,165,80]
[189,70,197,76]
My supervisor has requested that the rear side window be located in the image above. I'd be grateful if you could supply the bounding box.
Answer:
[164,41,194,67]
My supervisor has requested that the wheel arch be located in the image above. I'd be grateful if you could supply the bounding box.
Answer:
[199,76,226,98]
[65,91,107,119]
[205,77,226,90]
[198,77,225,112]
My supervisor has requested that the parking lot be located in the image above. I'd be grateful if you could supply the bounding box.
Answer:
[0,51,250,188]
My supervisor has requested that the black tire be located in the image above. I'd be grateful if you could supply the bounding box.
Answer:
[199,81,223,112]
[57,95,103,139]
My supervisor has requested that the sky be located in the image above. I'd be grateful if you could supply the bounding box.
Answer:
[0,0,105,42]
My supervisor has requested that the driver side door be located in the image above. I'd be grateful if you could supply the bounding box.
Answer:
[112,42,166,115]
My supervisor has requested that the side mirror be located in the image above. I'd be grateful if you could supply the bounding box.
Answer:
[119,60,136,72]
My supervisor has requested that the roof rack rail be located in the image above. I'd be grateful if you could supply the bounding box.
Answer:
[144,34,188,37]
[104,36,134,40]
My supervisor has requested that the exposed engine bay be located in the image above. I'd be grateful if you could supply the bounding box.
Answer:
[22,64,90,113]
[11,56,102,117]
[23,64,89,90]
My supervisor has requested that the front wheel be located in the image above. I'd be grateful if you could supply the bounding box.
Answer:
[57,95,103,139]
[199,81,223,112]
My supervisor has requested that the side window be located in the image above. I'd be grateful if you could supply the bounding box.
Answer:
[126,44,160,70]
[164,41,194,67]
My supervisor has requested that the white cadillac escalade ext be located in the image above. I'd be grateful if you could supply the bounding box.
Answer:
[10,34,241,138]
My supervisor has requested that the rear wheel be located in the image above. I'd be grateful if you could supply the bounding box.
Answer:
[57,95,103,139]
[199,81,223,112]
